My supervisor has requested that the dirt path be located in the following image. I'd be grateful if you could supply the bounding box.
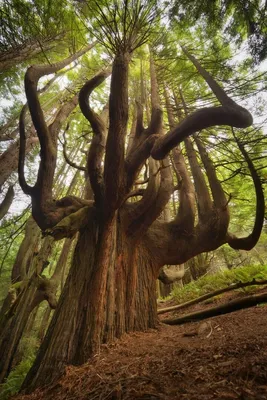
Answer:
[15,293,267,400]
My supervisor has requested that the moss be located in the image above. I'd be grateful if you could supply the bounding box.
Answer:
[171,264,267,304]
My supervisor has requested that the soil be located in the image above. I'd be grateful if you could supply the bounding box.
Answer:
[15,290,267,400]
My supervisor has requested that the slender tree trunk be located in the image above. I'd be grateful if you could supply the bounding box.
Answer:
[0,275,43,382]
[0,36,61,72]
[38,306,52,342]
[0,237,53,383]
[0,185,15,220]
[0,135,38,188]
[0,217,40,324]
[22,210,158,392]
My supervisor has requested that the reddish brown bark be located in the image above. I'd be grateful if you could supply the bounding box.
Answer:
[22,210,158,391]
[0,234,74,384]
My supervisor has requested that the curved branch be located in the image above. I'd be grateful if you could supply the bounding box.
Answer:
[151,49,253,160]
[127,157,173,238]
[177,89,213,220]
[195,136,228,209]
[125,134,157,181]
[124,188,145,200]
[18,104,34,196]
[32,93,80,209]
[43,205,93,240]
[19,95,91,230]
[125,52,163,192]
[127,158,160,225]
[227,131,265,250]
[19,43,96,208]
[25,42,96,149]
[165,88,195,232]
[79,70,111,205]
[62,149,85,172]
[151,105,252,160]
[171,146,196,232]
[79,70,111,131]
[125,53,172,236]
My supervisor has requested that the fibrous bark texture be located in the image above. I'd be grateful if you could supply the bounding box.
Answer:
[23,209,158,390]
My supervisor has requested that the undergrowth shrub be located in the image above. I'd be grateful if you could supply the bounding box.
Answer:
[172,264,267,304]
[0,335,39,399]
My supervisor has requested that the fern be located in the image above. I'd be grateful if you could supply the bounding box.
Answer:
[171,265,267,304]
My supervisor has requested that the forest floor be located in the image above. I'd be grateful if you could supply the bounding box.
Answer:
[15,290,267,400]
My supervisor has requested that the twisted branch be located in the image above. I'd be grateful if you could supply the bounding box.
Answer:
[227,129,265,250]
[79,71,111,205]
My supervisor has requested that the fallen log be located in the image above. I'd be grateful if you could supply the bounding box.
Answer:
[162,291,267,325]
[158,279,267,315]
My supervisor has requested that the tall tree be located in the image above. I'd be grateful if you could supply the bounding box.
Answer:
[0,0,264,393]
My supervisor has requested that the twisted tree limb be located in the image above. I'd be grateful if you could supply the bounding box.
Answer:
[19,44,97,230]
[227,129,265,250]
[150,47,252,160]
[126,53,173,236]
[79,72,111,205]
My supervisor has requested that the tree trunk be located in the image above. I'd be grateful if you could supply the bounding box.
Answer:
[0,135,38,188]
[0,276,41,383]
[0,36,60,73]
[0,237,53,384]
[22,210,158,392]
[38,306,52,342]
[0,185,15,220]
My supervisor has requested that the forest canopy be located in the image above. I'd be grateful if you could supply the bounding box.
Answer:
[0,0,266,395]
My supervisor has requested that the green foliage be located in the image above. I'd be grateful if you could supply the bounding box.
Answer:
[75,0,159,54]
[169,0,267,63]
[172,264,267,304]
[0,336,38,400]
[0,358,33,399]
[0,207,30,303]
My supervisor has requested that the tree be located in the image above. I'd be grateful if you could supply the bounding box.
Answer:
[0,0,264,392]
[169,0,267,63]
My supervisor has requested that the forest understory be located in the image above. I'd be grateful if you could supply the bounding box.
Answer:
[14,289,267,400]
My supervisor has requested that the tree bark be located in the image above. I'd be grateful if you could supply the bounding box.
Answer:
[38,306,52,342]
[22,210,158,391]
[0,185,15,220]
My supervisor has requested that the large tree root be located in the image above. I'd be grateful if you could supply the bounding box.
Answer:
[162,291,267,325]
[158,279,267,315]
